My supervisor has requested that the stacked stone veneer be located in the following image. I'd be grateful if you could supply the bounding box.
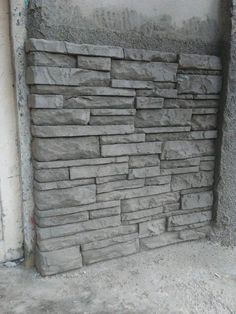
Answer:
[25,38,222,276]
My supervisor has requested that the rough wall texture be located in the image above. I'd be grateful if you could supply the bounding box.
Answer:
[26,38,222,276]
[27,0,222,55]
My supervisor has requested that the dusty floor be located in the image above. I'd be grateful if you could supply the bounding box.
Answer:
[0,240,236,314]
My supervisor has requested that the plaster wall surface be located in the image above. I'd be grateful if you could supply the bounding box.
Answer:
[0,0,23,261]
[28,0,222,55]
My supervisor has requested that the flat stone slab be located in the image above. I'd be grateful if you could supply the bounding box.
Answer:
[168,211,212,228]
[129,155,160,168]
[101,134,145,145]
[139,218,166,237]
[124,48,177,62]
[35,168,69,183]
[136,97,164,109]
[28,94,63,109]
[28,51,76,68]
[179,54,222,70]
[77,56,111,71]
[181,191,213,210]
[177,75,222,95]
[90,116,134,125]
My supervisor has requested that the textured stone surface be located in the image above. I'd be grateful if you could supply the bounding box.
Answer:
[129,155,160,169]
[139,218,166,237]
[34,178,95,191]
[121,207,163,222]
[191,114,217,130]
[140,232,180,250]
[181,191,213,210]
[90,116,134,125]
[97,179,145,194]
[35,168,69,183]
[101,134,145,145]
[36,211,89,227]
[124,49,177,62]
[177,75,222,95]
[27,66,110,86]
[32,137,100,161]
[128,167,161,179]
[136,97,164,109]
[77,56,111,71]
[136,88,177,98]
[31,109,90,125]
[179,54,222,70]
[28,51,76,67]
[28,94,63,109]
[91,109,136,116]
[102,142,162,157]
[168,211,212,229]
[112,61,178,82]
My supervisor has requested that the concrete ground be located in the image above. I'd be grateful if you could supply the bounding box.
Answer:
[0,240,236,314]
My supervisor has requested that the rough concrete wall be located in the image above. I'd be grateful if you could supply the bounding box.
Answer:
[27,0,222,55]
[0,0,23,262]
[26,38,222,275]
[213,0,236,246]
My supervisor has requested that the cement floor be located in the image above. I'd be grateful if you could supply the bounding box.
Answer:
[0,240,236,314]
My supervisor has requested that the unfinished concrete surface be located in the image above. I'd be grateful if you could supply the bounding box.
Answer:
[1,241,236,314]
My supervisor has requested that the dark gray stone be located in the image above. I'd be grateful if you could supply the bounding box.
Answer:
[177,74,222,94]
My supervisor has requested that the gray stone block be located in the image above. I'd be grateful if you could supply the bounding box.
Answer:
[36,247,82,276]
[37,216,121,240]
[139,218,166,237]
[177,75,222,94]
[137,126,191,134]
[135,109,192,128]
[89,206,121,219]
[77,56,111,71]
[174,99,219,108]
[34,185,96,210]
[161,158,201,169]
[27,66,110,86]
[28,94,63,109]
[171,171,214,192]
[64,96,134,109]
[101,142,162,157]
[96,175,127,184]
[31,86,136,97]
[82,239,139,265]
[129,155,160,169]
[28,51,76,68]
[121,192,180,213]
[191,115,217,130]
[161,140,215,160]
[178,226,210,241]
[181,191,213,210]
[35,168,69,183]
[136,89,177,98]
[31,109,90,125]
[32,125,135,138]
[112,80,157,89]
[90,116,134,125]
[146,131,217,142]
[136,97,164,109]
[32,137,100,161]
[25,38,66,53]
[161,166,199,176]
[36,211,89,227]
[101,134,145,145]
[38,225,137,252]
[140,232,181,250]
[91,109,136,116]
[34,178,95,191]
[200,161,215,171]
[124,48,177,62]
[70,163,129,179]
[179,54,222,70]
[163,203,180,212]
[168,211,212,229]
[192,108,218,114]
[112,60,178,82]
[145,176,171,186]
[128,166,161,179]
[97,179,145,194]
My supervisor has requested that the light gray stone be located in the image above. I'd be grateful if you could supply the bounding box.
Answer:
[64,96,134,109]
[27,66,110,86]
[101,142,162,157]
[34,185,96,210]
[91,109,136,116]
[101,134,145,145]
[161,140,215,160]
[36,247,82,276]
[89,206,121,219]
[97,179,145,194]
[96,175,127,184]
[191,114,217,130]
[192,108,218,114]
[124,48,177,62]
[121,192,180,213]
[129,155,160,169]
[82,239,139,265]
[137,126,191,134]
[178,226,210,240]
[36,211,89,227]
[90,116,134,125]
[163,203,180,212]
[34,157,128,170]
[25,38,66,53]
[128,166,161,179]
[32,125,135,137]
[179,54,222,70]
[28,51,76,67]
[31,86,136,97]
[34,178,95,191]
[38,225,137,252]
[112,80,156,89]
[65,42,124,58]
[168,211,212,229]
[180,187,213,196]
[112,60,178,82]
[37,216,121,240]
[140,232,180,250]
[139,218,166,237]
[77,56,111,71]
[174,99,219,108]
[28,94,63,109]
[70,163,129,179]
[35,168,69,183]
[136,89,177,98]
[194,94,220,100]
[122,207,163,222]
[81,233,138,251]
[145,176,171,186]
[32,137,100,162]
[97,184,170,202]
[177,75,222,94]
[136,97,164,109]
[161,158,201,169]
[161,166,199,175]
[181,191,213,210]
[200,161,215,171]
[135,109,192,127]
[31,109,90,125]
[171,171,214,191]
[146,131,217,142]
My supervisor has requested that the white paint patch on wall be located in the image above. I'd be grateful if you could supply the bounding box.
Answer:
[0,0,23,261]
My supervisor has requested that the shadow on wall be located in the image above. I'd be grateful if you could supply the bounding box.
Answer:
[27,1,222,55]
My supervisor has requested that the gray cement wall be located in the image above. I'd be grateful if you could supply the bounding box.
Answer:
[28,0,222,55]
